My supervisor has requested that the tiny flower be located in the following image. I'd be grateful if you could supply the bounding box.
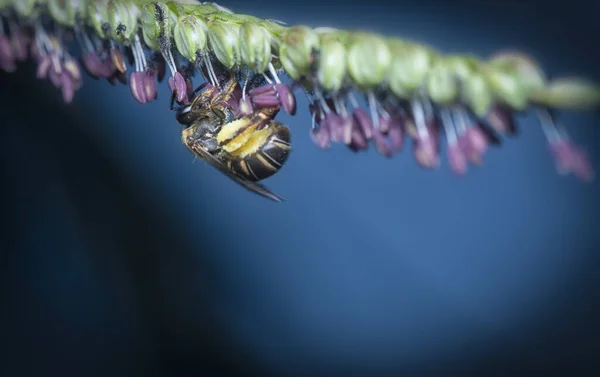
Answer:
[250,90,280,107]
[237,96,254,117]
[486,105,517,135]
[248,83,297,115]
[273,83,297,115]
[80,52,103,78]
[129,71,148,104]
[321,111,344,143]
[387,117,405,154]
[548,139,594,181]
[458,125,489,165]
[0,35,16,72]
[168,71,189,104]
[107,70,127,86]
[371,129,394,158]
[36,55,51,79]
[49,67,62,87]
[309,104,331,149]
[352,108,374,139]
[60,73,76,103]
[447,143,467,175]
[413,136,440,169]
[110,45,127,73]
[143,70,158,102]
[63,56,82,84]
[10,27,29,62]
[347,125,369,152]
[310,126,331,149]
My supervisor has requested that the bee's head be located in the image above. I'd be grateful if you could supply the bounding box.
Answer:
[176,104,196,125]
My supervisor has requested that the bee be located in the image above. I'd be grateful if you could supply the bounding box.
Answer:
[175,77,292,202]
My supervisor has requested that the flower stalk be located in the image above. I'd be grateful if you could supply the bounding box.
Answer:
[1,0,598,180]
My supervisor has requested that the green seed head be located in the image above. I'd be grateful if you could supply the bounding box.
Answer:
[488,51,546,97]
[446,54,480,80]
[426,58,459,106]
[11,0,38,17]
[484,65,529,111]
[316,30,347,93]
[239,22,272,73]
[48,0,71,26]
[140,2,175,51]
[347,32,392,91]
[173,14,208,62]
[462,73,493,117]
[279,26,320,81]
[207,19,240,69]
[107,0,140,44]
[387,40,435,98]
[87,0,110,39]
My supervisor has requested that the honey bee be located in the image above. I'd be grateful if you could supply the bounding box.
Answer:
[176,78,292,202]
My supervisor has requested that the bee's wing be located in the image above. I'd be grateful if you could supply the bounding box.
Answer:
[188,142,285,203]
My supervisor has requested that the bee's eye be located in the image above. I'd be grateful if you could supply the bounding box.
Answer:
[176,105,194,125]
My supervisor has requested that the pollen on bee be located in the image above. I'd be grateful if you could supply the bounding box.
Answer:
[230,126,273,158]
[217,117,256,152]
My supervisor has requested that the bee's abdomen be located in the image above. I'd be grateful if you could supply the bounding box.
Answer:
[228,124,291,182]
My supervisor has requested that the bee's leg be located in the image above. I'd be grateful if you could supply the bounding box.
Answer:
[211,77,239,106]
[201,137,219,153]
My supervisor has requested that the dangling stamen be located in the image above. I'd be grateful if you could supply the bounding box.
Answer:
[133,34,147,72]
[452,107,468,135]
[348,92,360,110]
[161,43,177,77]
[202,51,219,86]
[267,62,282,84]
[333,96,347,116]
[367,91,380,129]
[440,108,458,145]
[537,108,562,143]
[314,87,332,114]
[411,99,429,141]
[241,67,250,99]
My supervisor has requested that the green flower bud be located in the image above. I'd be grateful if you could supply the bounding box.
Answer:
[107,0,139,44]
[462,73,493,117]
[48,0,70,26]
[207,19,240,69]
[488,51,546,96]
[485,65,528,111]
[531,77,600,110]
[140,2,175,51]
[12,0,38,18]
[239,22,271,73]
[279,26,320,81]
[426,59,459,106]
[173,14,208,62]
[316,31,347,93]
[347,32,391,90]
[258,19,286,38]
[87,0,110,39]
[446,54,480,80]
[387,40,434,98]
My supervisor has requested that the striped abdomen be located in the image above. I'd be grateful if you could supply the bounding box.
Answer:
[225,123,291,182]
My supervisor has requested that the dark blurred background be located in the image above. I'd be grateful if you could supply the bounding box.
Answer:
[2,0,600,376]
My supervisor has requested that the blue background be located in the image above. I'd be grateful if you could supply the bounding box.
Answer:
[2,0,599,376]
